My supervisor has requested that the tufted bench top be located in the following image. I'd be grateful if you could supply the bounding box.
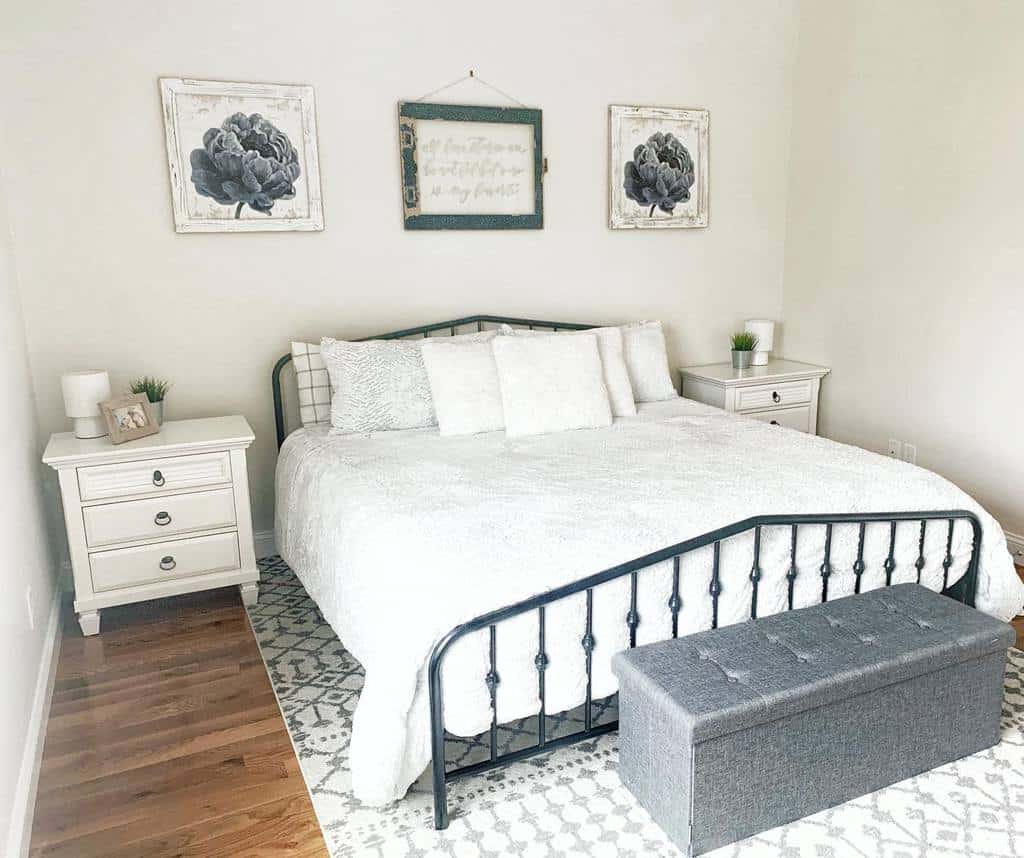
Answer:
[612,584,1014,744]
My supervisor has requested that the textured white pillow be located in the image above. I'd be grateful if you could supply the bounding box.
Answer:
[620,321,677,402]
[321,337,436,433]
[421,339,505,436]
[291,341,331,428]
[510,326,636,417]
[492,334,613,437]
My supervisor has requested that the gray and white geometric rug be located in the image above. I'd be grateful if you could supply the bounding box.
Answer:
[247,556,1024,858]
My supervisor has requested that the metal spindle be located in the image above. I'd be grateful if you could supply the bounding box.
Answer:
[710,542,722,629]
[535,607,548,747]
[915,520,927,583]
[820,523,833,603]
[669,556,682,638]
[450,325,457,336]
[853,522,866,593]
[627,572,640,648]
[942,519,955,590]
[884,521,897,586]
[749,526,763,619]
[787,525,799,610]
[485,625,499,761]
[476,320,484,332]
[582,589,594,732]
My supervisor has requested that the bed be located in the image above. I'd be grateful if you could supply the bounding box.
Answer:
[271,315,1024,828]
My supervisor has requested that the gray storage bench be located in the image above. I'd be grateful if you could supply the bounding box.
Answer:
[611,583,1014,856]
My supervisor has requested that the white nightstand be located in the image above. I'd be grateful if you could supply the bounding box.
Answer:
[43,416,259,635]
[679,359,831,435]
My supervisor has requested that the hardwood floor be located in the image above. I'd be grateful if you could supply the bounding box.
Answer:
[29,587,327,858]
[27,566,1024,856]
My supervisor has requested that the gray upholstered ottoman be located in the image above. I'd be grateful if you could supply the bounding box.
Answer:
[611,584,1014,856]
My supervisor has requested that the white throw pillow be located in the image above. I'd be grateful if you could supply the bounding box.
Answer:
[291,341,331,428]
[321,337,436,433]
[509,326,636,417]
[492,334,613,437]
[421,339,505,436]
[620,321,677,402]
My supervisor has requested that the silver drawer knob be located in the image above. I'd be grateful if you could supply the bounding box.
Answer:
[154,511,171,526]
[159,555,176,571]
[772,391,781,403]
[152,470,166,487]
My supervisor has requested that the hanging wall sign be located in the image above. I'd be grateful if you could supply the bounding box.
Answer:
[398,102,543,230]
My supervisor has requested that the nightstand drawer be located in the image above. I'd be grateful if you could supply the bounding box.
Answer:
[735,380,813,412]
[89,532,240,593]
[78,452,232,501]
[83,488,237,548]
[748,405,812,433]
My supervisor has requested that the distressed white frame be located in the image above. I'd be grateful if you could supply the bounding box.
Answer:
[160,78,324,233]
[608,104,709,230]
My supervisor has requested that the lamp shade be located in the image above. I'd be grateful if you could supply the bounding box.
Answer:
[744,320,776,366]
[61,370,111,417]
[744,319,775,352]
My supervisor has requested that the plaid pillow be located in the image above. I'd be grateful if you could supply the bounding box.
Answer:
[291,341,331,427]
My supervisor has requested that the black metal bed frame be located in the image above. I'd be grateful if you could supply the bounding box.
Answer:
[269,316,984,831]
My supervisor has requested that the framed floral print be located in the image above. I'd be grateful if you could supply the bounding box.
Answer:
[160,78,324,232]
[608,105,709,230]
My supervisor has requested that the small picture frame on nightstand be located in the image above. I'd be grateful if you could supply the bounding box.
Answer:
[99,393,160,444]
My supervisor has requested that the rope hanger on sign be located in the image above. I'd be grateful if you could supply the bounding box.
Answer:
[413,69,529,108]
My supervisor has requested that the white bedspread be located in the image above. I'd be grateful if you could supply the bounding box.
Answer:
[275,398,1023,806]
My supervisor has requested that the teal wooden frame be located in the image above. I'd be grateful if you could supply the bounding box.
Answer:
[398,102,543,230]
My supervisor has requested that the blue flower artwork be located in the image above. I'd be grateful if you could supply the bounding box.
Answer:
[623,132,696,218]
[189,113,302,219]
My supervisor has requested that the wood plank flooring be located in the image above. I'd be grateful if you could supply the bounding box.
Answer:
[28,566,1024,856]
[29,587,327,858]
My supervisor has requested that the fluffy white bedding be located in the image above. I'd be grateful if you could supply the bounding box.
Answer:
[274,397,1023,807]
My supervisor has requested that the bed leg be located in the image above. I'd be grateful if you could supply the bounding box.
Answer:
[429,654,449,829]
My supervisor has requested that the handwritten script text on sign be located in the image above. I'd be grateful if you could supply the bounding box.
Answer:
[415,119,535,216]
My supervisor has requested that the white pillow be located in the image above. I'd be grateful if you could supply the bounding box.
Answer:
[620,321,677,402]
[321,337,436,433]
[291,341,331,428]
[295,330,496,432]
[421,339,504,436]
[509,326,636,417]
[492,334,613,437]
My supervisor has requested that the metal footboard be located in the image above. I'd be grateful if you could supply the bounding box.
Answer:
[427,510,982,829]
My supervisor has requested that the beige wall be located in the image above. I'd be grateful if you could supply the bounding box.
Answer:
[782,0,1024,538]
[0,160,57,851]
[0,0,800,535]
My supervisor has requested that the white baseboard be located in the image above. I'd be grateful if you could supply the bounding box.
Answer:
[254,529,276,560]
[5,588,63,858]
[1007,531,1024,564]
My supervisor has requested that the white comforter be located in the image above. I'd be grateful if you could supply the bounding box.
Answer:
[275,398,1023,806]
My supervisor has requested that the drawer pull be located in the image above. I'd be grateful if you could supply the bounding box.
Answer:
[772,391,781,403]
[770,420,780,425]
[154,511,172,526]
[159,555,176,571]
[152,470,166,487]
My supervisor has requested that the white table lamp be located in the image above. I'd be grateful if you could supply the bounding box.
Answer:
[61,370,112,438]
[744,320,776,367]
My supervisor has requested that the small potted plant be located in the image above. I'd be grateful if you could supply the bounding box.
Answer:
[129,376,171,425]
[730,332,759,370]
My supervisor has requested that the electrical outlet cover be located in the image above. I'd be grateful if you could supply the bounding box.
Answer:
[887,439,902,458]
[902,443,917,464]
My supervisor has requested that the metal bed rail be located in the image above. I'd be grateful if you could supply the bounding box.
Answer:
[427,510,982,828]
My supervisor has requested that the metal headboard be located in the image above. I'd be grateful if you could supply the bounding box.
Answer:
[271,315,596,448]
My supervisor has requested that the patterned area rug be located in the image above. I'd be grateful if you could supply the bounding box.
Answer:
[247,557,1024,857]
